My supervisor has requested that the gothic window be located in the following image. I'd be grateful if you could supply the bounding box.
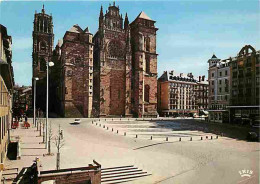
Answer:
[144,85,150,102]
[44,19,48,33]
[39,41,46,52]
[146,37,150,52]
[40,18,43,31]
[40,58,46,71]
[145,56,150,73]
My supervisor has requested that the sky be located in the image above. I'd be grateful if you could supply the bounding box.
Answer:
[0,0,259,86]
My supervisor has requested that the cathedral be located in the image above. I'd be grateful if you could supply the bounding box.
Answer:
[32,2,158,118]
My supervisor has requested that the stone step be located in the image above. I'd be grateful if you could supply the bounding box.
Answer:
[102,169,143,176]
[102,171,147,179]
[101,167,138,174]
[101,165,134,171]
[101,173,152,183]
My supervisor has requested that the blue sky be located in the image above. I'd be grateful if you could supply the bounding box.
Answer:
[0,0,259,86]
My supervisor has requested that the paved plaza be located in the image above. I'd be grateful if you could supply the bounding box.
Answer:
[5,118,260,184]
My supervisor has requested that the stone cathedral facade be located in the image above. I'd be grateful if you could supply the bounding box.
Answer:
[93,2,158,117]
[32,3,158,118]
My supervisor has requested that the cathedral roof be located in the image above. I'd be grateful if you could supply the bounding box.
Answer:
[68,24,83,33]
[136,11,152,21]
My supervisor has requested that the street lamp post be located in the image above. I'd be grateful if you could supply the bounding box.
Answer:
[33,77,39,127]
[46,61,54,150]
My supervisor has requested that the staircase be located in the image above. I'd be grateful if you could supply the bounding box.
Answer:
[1,168,19,182]
[101,165,151,184]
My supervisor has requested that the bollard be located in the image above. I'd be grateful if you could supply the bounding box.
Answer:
[166,137,168,141]
[216,135,218,139]
[136,135,138,138]
[124,132,126,136]
[112,118,113,121]
[99,119,100,121]
[206,136,208,139]
[117,130,118,134]
[103,125,105,128]
[107,127,109,130]
[179,137,181,141]
[120,118,121,121]
[99,124,101,127]
[112,128,113,132]
[92,121,93,124]
[96,123,97,125]
[201,137,203,140]
[211,136,213,140]
[190,137,192,141]
[151,136,152,140]
[128,118,129,121]
[105,119,106,121]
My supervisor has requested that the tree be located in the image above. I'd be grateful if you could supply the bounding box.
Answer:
[54,124,65,170]
[47,121,53,155]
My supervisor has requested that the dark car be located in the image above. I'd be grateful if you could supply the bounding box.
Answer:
[246,132,259,142]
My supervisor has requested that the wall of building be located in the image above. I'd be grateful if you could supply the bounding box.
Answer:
[0,24,14,180]
[61,30,93,118]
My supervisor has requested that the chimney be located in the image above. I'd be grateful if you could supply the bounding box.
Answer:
[199,76,201,82]
[202,75,205,81]
[180,73,183,77]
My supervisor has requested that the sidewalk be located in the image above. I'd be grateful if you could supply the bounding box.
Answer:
[4,119,49,182]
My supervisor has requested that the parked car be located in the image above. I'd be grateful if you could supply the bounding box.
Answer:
[246,132,259,142]
[74,118,81,124]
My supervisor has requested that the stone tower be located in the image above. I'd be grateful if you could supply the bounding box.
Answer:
[93,2,132,117]
[130,12,158,117]
[60,25,94,118]
[32,5,54,112]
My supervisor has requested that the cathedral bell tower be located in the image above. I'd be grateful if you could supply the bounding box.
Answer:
[32,5,54,79]
[130,11,158,117]
[32,5,54,112]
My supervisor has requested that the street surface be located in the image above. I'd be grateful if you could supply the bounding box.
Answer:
[6,118,259,184]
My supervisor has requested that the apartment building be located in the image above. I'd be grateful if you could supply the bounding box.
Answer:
[0,24,14,177]
[158,70,208,117]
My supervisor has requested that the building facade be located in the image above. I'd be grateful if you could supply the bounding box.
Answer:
[158,71,208,117]
[93,3,132,117]
[0,24,14,177]
[32,3,159,118]
[229,45,260,125]
[13,85,32,117]
[93,3,158,117]
[130,11,158,117]
[32,5,54,113]
[58,25,94,117]
[208,54,231,123]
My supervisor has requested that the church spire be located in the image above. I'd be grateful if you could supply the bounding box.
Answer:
[124,13,129,29]
[99,5,104,29]
[42,4,45,14]
[100,5,103,17]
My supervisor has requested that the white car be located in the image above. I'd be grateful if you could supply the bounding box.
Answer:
[74,118,81,124]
